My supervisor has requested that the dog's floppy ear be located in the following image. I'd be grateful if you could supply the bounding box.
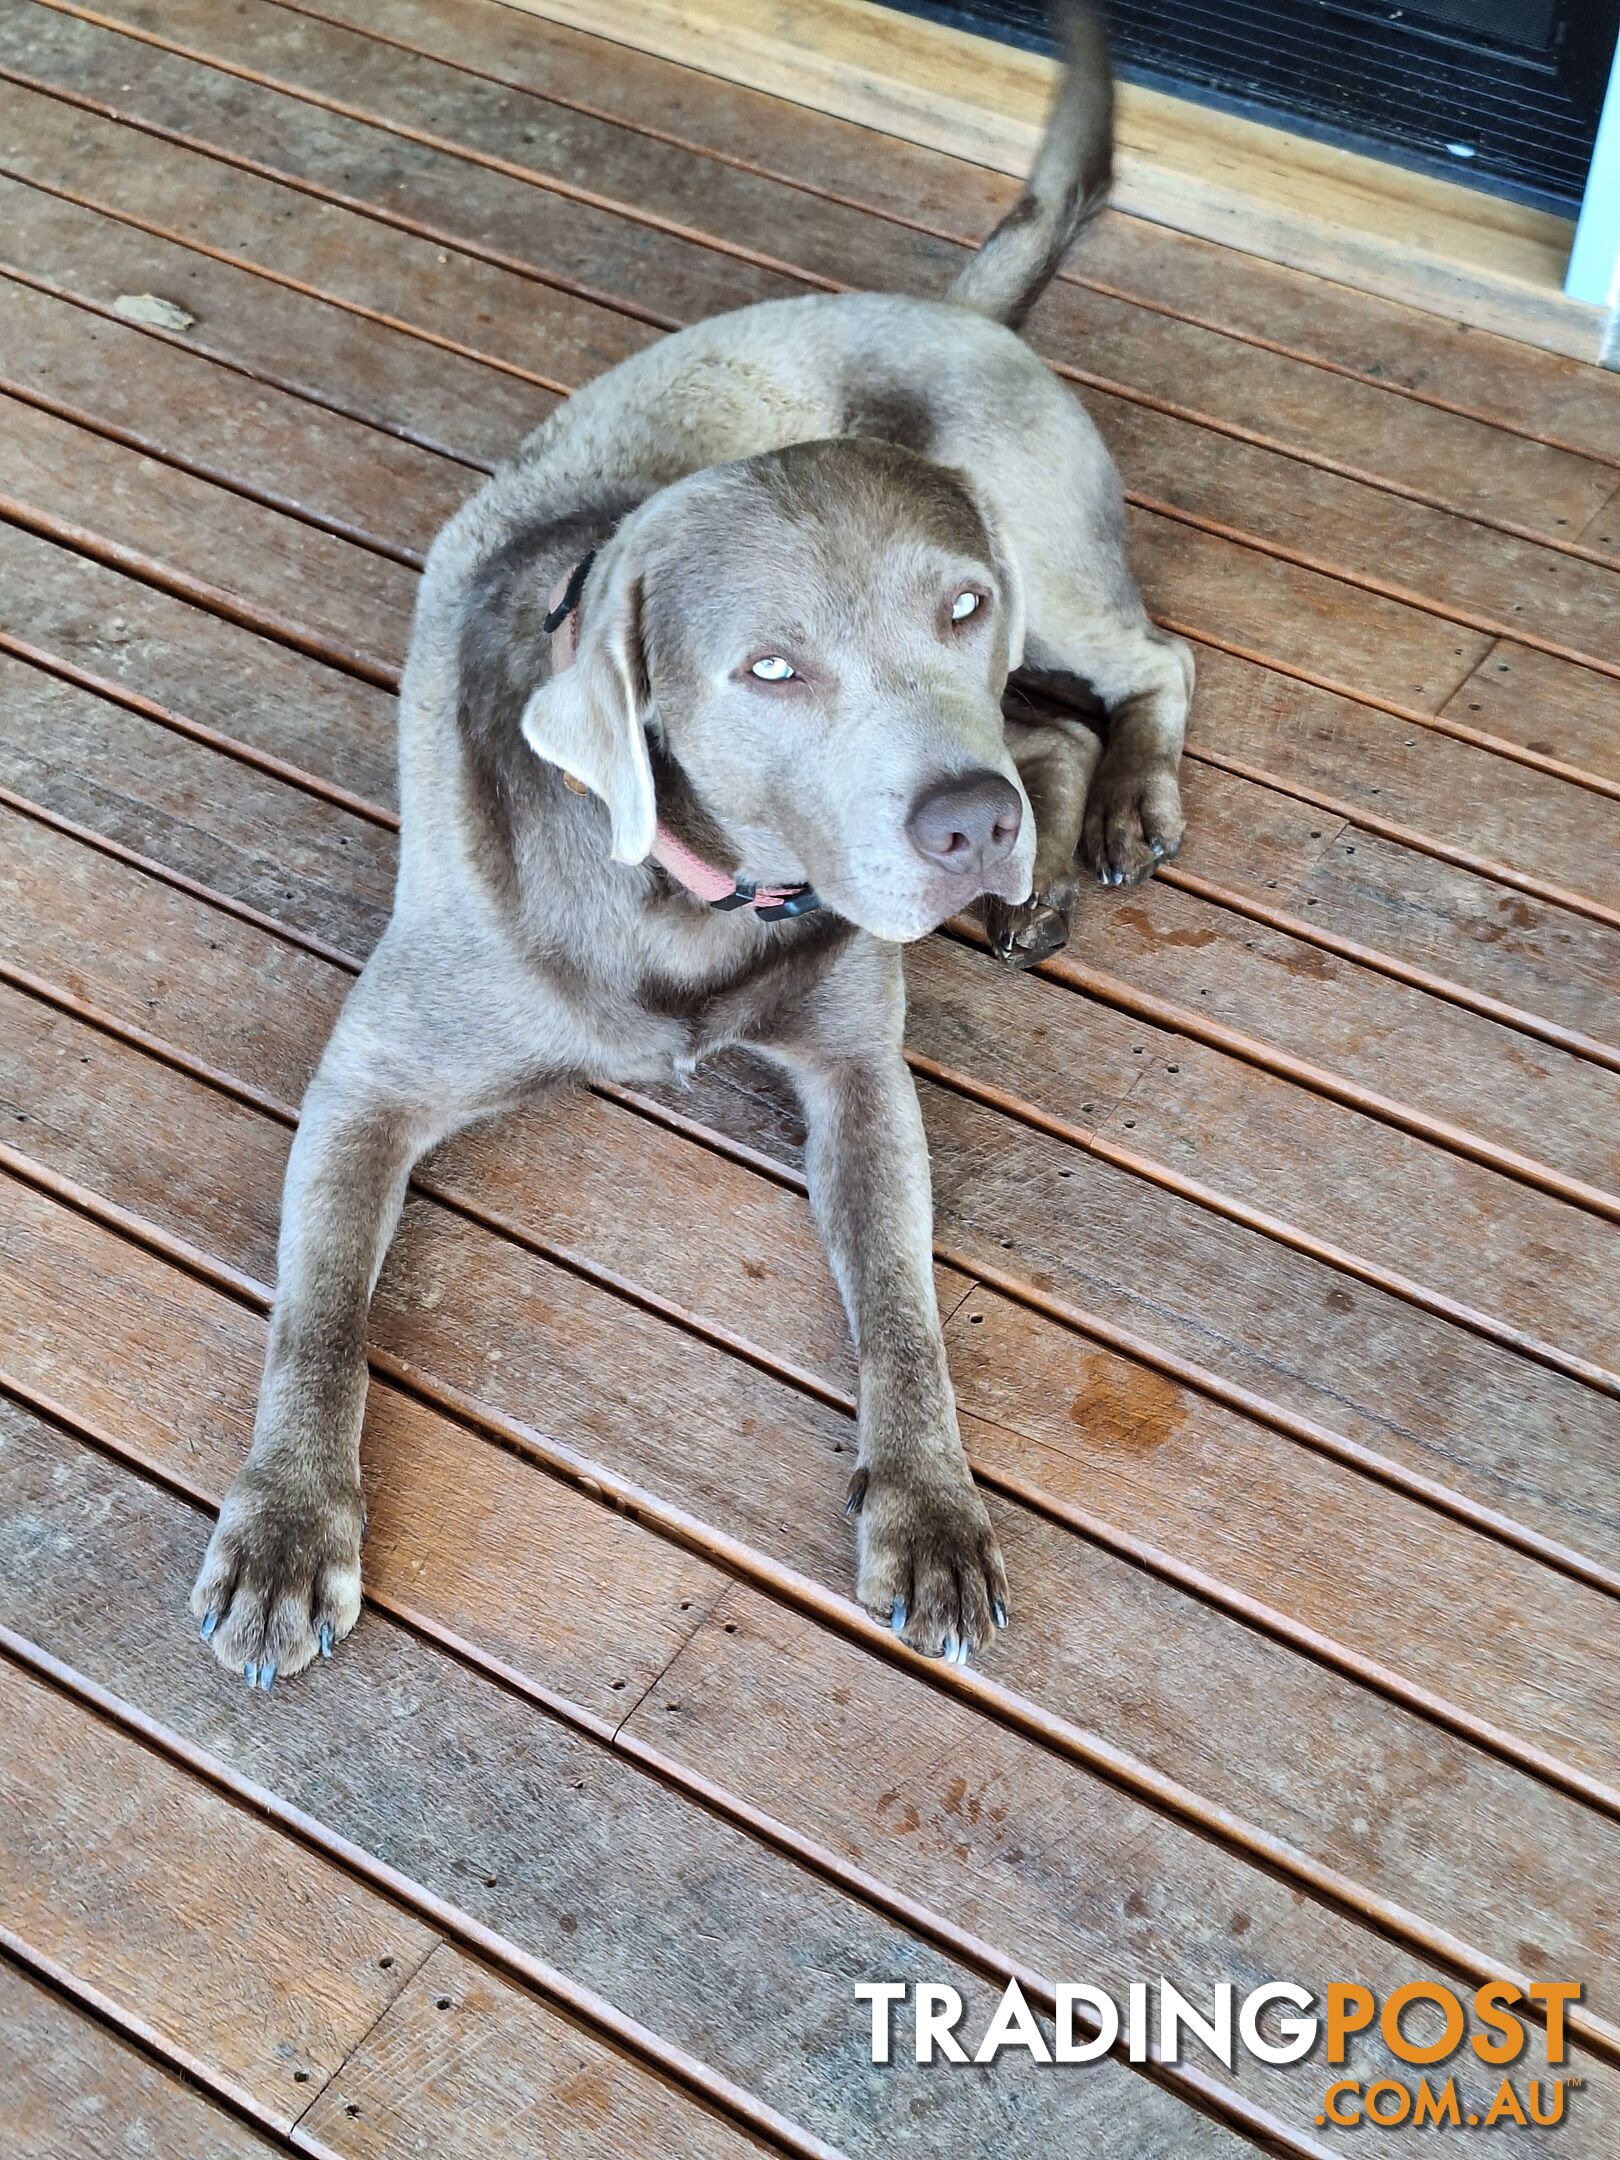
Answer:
[519,542,657,865]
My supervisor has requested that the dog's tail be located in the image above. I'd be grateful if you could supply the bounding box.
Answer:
[946,2,1113,332]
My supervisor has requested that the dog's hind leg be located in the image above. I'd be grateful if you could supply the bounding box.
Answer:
[1022,604,1194,887]
[190,936,529,1687]
[1079,618,1196,886]
[1012,457,1196,887]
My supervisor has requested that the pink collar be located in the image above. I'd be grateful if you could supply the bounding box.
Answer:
[544,554,822,923]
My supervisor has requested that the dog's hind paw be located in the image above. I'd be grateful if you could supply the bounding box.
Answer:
[1083,759,1183,888]
[191,1466,363,1689]
[848,1461,1009,1664]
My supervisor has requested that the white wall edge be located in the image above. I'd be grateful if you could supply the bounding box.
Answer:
[1565,29,1620,325]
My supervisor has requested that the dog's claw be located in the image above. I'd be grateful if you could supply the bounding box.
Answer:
[200,1611,218,1641]
[843,1467,869,1520]
[940,1631,959,1663]
[243,1662,258,1689]
[319,1623,333,1658]
[890,1598,908,1635]
[259,1662,276,1692]
[991,1597,1008,1630]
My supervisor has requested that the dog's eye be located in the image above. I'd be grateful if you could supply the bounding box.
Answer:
[749,656,797,681]
[949,590,981,622]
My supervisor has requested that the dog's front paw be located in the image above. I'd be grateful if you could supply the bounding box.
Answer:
[981,878,1075,969]
[190,1464,363,1689]
[847,1462,1009,1664]
[1083,759,1183,887]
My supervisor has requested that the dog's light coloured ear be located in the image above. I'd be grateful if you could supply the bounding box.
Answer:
[519,550,657,865]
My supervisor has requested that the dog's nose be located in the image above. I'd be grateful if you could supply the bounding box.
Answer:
[905,771,1023,875]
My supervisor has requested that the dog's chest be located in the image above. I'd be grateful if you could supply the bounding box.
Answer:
[623,913,850,1076]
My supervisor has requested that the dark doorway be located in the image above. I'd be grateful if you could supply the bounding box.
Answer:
[884,0,1619,211]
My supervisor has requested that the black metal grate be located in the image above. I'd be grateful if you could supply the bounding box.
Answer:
[885,0,1618,211]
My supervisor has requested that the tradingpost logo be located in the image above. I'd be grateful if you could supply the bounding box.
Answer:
[858,1975,1584,2130]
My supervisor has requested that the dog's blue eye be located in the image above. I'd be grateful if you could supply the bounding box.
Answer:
[950,591,980,622]
[750,656,796,681]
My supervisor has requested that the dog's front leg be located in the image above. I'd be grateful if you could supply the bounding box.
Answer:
[190,967,476,1686]
[782,1043,1009,1663]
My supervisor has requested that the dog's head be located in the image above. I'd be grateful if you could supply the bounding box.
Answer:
[519,438,1036,942]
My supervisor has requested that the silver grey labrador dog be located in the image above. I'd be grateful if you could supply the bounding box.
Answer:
[192,4,1192,1684]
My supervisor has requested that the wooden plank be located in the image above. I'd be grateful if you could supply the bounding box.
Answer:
[1286,830,1620,1051]
[911,1071,1620,1556]
[0,1005,752,1723]
[6,786,1618,1596]
[0,1958,285,2160]
[660,1043,1620,1606]
[280,0,1620,463]
[12,76,1620,862]
[1045,875,1620,1198]
[911,941,1620,1377]
[0,2,801,326]
[5,1287,1618,2149]
[946,1274,1620,1752]
[67,0,1620,542]
[505,0,1605,363]
[1089,1032,1617,1370]
[5,908,1619,1784]
[0,1398,1242,2158]
[0,272,474,549]
[0,520,401,814]
[7,973,1620,2017]
[1170,768,1620,1056]
[5,287,1610,947]
[0,393,413,676]
[625,1593,1620,2147]
[1441,639,1620,787]
[304,1945,768,2159]
[0,651,395,958]
[6,630,1617,1430]
[1099,391,1620,671]
[1077,219,1620,468]
[19,595,1604,1385]
[1122,764,1620,1059]
[0,1652,438,2129]
[5,6,1612,714]
[0,76,654,392]
[1126,505,1487,721]
[1180,646,1620,921]
[0,171,552,462]
[0,1947,764,2160]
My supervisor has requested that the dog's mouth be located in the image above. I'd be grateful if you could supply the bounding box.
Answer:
[817,844,1034,945]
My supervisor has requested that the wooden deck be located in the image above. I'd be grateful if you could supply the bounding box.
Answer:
[0,0,1617,2153]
